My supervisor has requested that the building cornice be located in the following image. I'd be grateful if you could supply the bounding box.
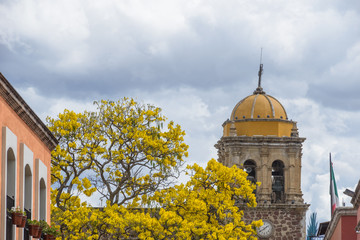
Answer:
[351,180,360,208]
[0,73,58,151]
[324,207,357,240]
[239,203,309,211]
[218,135,306,144]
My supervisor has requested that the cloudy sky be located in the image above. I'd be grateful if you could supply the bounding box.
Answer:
[1,0,360,223]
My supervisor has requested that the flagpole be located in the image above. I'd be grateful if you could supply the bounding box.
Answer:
[329,152,332,219]
[329,152,339,218]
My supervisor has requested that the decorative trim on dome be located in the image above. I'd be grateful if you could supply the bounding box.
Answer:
[231,118,292,123]
[251,94,259,118]
[230,95,250,121]
[267,94,288,120]
[264,94,275,118]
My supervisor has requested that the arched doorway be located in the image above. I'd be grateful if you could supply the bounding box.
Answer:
[6,148,16,240]
[271,160,285,203]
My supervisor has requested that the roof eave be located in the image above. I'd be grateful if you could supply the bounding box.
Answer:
[0,73,58,151]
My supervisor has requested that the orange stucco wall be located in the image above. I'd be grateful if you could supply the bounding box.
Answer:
[0,95,52,239]
[331,217,342,240]
[223,120,293,137]
[341,216,357,239]
[330,215,357,240]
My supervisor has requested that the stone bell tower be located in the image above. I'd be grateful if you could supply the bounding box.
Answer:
[215,64,309,240]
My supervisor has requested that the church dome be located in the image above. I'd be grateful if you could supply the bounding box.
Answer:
[222,64,297,138]
[230,93,287,121]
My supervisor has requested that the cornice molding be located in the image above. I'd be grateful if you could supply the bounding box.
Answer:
[324,207,357,240]
[239,203,310,210]
[351,180,360,208]
[219,136,306,145]
[0,73,58,151]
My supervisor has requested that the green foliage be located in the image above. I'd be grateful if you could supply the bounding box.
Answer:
[307,212,318,239]
[43,225,61,236]
[27,219,40,225]
[39,220,49,229]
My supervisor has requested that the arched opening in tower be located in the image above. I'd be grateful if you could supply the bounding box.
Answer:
[244,160,257,195]
[271,160,284,203]
[244,160,257,184]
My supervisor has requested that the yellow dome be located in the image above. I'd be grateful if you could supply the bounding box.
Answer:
[231,94,287,121]
[222,64,298,137]
[223,89,295,137]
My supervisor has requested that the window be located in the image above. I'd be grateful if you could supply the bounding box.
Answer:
[6,148,16,240]
[39,178,46,221]
[24,165,32,240]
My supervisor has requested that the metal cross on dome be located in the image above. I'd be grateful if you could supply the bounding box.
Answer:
[254,48,266,94]
[258,63,263,88]
[254,63,265,94]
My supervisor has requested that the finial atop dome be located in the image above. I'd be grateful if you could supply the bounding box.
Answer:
[254,48,266,94]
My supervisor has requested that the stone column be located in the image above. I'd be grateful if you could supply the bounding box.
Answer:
[286,147,301,203]
[295,151,304,202]
[257,146,271,202]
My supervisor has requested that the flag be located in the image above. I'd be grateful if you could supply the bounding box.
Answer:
[330,153,339,216]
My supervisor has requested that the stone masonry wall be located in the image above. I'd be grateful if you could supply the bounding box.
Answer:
[240,205,308,240]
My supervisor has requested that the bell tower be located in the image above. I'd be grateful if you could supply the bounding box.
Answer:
[215,65,309,239]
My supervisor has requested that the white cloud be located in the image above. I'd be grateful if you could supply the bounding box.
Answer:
[0,0,90,68]
[17,86,96,121]
[131,87,223,167]
[283,97,360,221]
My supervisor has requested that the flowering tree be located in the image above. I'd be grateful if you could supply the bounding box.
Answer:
[98,159,262,239]
[48,98,261,239]
[47,98,188,238]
